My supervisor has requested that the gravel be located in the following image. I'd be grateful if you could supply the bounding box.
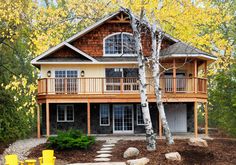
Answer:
[0,138,47,164]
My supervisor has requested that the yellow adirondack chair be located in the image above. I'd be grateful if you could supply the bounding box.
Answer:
[38,150,56,165]
[5,154,24,165]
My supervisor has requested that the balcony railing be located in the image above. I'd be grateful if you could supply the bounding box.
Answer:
[37,77,207,95]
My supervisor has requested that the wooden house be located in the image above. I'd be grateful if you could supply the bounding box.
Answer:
[31,11,216,138]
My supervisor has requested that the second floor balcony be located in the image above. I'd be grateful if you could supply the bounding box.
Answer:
[37,77,207,96]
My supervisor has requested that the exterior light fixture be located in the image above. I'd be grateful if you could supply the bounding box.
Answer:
[47,70,51,77]
[81,70,85,77]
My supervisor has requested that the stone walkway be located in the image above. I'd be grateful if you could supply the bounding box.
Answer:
[94,139,118,162]
[0,138,47,164]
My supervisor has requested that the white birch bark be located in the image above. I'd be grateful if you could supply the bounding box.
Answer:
[124,8,156,151]
[151,24,174,145]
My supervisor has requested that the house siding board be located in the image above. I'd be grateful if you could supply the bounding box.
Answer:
[71,23,172,57]
[40,102,193,135]
[187,102,194,132]
[41,103,87,135]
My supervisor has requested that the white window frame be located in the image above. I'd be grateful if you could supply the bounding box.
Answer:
[136,104,145,125]
[103,32,137,56]
[54,69,79,78]
[99,104,110,126]
[57,104,74,122]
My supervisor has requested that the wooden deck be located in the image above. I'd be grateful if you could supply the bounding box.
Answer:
[37,77,207,103]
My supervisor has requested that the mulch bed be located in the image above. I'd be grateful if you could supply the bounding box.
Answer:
[28,139,236,164]
[28,141,104,164]
[111,139,236,165]
[0,142,9,155]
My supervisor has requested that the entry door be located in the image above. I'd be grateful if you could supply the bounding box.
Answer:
[165,104,187,132]
[113,105,133,133]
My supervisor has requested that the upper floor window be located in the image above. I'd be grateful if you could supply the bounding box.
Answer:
[104,32,136,56]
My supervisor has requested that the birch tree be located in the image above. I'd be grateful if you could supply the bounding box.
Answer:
[122,8,156,151]
[150,24,174,145]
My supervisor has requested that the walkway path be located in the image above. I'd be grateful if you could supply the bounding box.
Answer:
[94,139,118,162]
[0,138,47,164]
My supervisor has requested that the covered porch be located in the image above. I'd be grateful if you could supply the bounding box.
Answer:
[36,102,209,139]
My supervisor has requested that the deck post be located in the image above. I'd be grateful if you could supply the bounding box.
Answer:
[173,59,176,93]
[46,100,50,137]
[87,101,91,135]
[194,101,198,138]
[194,59,198,93]
[159,113,162,138]
[37,103,41,139]
[205,102,208,136]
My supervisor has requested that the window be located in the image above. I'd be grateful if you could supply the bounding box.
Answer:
[105,68,139,91]
[55,70,78,93]
[104,33,136,55]
[137,104,144,125]
[57,105,74,122]
[100,104,110,126]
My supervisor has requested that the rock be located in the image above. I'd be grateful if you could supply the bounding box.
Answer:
[188,138,208,147]
[123,147,139,158]
[165,152,181,161]
[127,157,150,165]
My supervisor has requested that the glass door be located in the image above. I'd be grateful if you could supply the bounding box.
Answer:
[55,70,78,94]
[113,105,133,133]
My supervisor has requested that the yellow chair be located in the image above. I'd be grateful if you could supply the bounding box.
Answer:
[5,154,24,165]
[38,150,56,165]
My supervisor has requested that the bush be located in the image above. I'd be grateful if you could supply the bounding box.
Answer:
[47,129,95,150]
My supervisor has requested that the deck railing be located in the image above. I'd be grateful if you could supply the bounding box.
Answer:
[37,77,207,95]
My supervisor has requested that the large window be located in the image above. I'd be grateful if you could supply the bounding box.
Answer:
[100,104,110,126]
[57,105,74,122]
[105,68,139,91]
[137,104,144,125]
[104,33,136,55]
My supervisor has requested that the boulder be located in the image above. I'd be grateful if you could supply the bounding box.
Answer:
[165,152,181,161]
[188,138,208,147]
[127,157,150,165]
[123,147,140,158]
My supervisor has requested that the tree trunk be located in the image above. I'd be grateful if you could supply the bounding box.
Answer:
[125,8,156,151]
[151,24,174,145]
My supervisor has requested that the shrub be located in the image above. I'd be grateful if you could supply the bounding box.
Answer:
[47,129,95,150]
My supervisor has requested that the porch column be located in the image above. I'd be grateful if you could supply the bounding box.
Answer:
[194,59,198,93]
[204,61,207,78]
[46,100,50,137]
[204,102,208,136]
[87,101,91,135]
[37,103,41,139]
[159,114,162,138]
[173,59,176,93]
[194,101,198,138]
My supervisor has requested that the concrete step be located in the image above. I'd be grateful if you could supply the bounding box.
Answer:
[97,150,112,154]
[103,144,115,147]
[94,158,111,162]
[100,147,113,151]
[96,154,112,158]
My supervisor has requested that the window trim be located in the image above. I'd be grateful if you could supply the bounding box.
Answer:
[54,69,79,78]
[103,32,137,57]
[136,104,145,126]
[99,104,110,126]
[57,104,74,122]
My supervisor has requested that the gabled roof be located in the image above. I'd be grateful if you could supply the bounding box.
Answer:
[31,10,216,65]
[31,10,181,65]
[31,42,98,65]
[160,42,217,60]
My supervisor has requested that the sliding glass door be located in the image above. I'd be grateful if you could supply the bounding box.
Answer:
[113,105,133,133]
